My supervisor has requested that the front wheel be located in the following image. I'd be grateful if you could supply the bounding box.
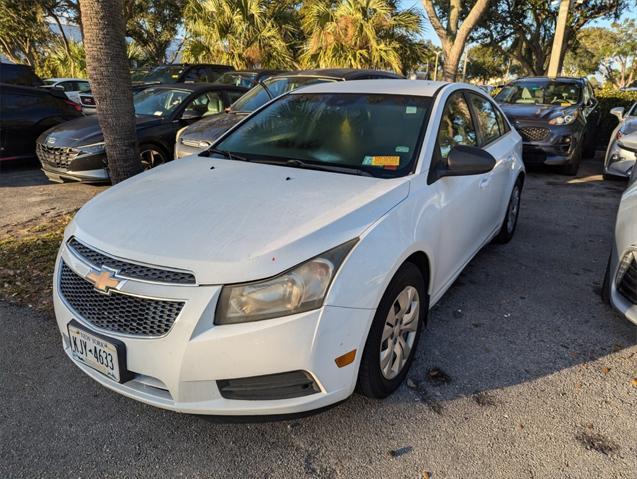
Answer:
[139,143,168,170]
[494,179,522,244]
[357,262,427,399]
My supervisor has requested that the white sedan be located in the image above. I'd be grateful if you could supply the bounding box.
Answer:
[603,131,637,325]
[53,80,525,416]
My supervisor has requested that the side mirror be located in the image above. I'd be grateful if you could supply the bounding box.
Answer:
[618,131,637,153]
[438,145,496,178]
[610,107,625,121]
[181,110,202,121]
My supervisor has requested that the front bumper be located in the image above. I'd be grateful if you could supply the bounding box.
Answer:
[37,144,109,183]
[53,242,374,415]
[604,141,636,178]
[515,122,582,166]
[42,164,109,183]
[608,246,637,326]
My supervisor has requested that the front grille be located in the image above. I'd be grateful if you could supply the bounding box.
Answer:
[519,127,550,142]
[618,259,637,304]
[59,261,184,336]
[36,143,80,169]
[68,238,196,285]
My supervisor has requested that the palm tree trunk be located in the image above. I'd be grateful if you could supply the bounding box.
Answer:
[79,0,141,184]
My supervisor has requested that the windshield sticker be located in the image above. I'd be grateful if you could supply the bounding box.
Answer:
[363,155,401,168]
[406,106,418,114]
[395,146,410,153]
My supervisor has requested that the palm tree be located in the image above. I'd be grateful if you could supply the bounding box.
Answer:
[182,0,297,69]
[300,0,424,73]
[79,0,141,184]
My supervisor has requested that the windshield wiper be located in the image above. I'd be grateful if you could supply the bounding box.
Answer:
[206,147,249,162]
[274,158,373,177]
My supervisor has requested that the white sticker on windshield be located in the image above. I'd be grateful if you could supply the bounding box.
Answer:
[406,106,417,114]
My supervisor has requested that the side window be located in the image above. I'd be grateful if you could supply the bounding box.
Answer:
[226,90,244,105]
[468,93,501,146]
[77,81,91,93]
[205,68,223,82]
[184,67,206,82]
[495,108,510,135]
[183,92,223,118]
[437,92,477,159]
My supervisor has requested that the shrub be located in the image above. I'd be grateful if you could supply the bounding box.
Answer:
[594,88,637,148]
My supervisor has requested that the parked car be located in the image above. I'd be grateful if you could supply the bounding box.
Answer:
[35,83,247,183]
[602,131,637,325]
[52,80,524,415]
[76,92,97,115]
[42,78,91,104]
[0,62,43,87]
[175,68,404,159]
[133,63,234,90]
[214,70,286,89]
[495,76,600,175]
[603,102,637,180]
[0,83,82,163]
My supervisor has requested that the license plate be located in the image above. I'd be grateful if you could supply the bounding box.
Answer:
[67,321,125,382]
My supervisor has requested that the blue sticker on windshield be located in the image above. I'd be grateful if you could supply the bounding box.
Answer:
[395,146,409,153]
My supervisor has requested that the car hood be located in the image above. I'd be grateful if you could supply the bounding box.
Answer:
[38,115,164,147]
[68,157,410,284]
[498,103,577,122]
[182,112,248,141]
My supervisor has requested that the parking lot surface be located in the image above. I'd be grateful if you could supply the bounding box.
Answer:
[1,159,635,478]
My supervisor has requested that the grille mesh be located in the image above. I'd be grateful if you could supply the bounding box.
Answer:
[59,261,184,336]
[519,127,550,142]
[36,144,79,169]
[68,238,196,285]
[618,259,637,304]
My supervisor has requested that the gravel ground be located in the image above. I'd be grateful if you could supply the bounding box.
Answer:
[1,159,636,478]
[0,162,106,229]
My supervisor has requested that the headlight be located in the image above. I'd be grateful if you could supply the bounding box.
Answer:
[181,138,212,149]
[78,142,105,155]
[548,111,578,126]
[616,248,636,283]
[215,239,358,324]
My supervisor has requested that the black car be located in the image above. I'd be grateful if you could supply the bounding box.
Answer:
[0,62,44,87]
[175,68,404,158]
[495,76,600,175]
[133,64,235,91]
[35,83,248,183]
[214,69,286,89]
[0,83,82,163]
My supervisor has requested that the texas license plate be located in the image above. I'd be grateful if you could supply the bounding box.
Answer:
[68,321,124,382]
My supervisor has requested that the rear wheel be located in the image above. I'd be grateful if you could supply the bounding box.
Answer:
[494,179,522,244]
[357,262,427,399]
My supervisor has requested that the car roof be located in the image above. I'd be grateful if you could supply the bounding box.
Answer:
[45,78,88,82]
[143,82,247,92]
[513,76,586,83]
[272,68,402,80]
[289,79,448,97]
[0,83,62,95]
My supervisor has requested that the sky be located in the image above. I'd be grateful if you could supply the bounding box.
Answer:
[399,0,637,46]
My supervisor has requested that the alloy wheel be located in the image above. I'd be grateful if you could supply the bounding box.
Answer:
[379,285,420,380]
[140,147,165,170]
[507,186,521,234]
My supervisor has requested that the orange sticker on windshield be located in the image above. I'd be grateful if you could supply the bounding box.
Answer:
[370,156,400,167]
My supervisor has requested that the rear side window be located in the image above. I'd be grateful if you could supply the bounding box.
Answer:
[467,93,501,146]
[437,91,477,159]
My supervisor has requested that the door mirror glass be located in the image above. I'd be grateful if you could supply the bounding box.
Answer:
[439,145,496,178]
[610,107,625,121]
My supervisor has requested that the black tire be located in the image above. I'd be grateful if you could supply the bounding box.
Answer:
[559,146,581,176]
[601,254,611,305]
[357,262,428,399]
[583,134,597,159]
[139,143,169,170]
[494,178,522,244]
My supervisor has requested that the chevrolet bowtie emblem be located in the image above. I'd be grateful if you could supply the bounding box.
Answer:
[86,268,122,294]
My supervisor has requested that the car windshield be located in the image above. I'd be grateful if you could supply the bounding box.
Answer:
[231,76,338,113]
[216,72,258,88]
[133,88,190,117]
[142,66,184,84]
[495,81,581,106]
[216,93,431,177]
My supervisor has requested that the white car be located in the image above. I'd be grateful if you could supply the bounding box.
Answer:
[603,131,637,325]
[43,77,91,104]
[53,80,525,416]
[604,103,637,180]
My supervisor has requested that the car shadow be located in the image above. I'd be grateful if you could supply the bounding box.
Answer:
[0,161,51,187]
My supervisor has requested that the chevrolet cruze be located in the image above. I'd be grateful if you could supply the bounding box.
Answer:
[54,80,525,416]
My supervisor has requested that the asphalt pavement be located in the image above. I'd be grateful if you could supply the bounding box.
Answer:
[1,159,636,478]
